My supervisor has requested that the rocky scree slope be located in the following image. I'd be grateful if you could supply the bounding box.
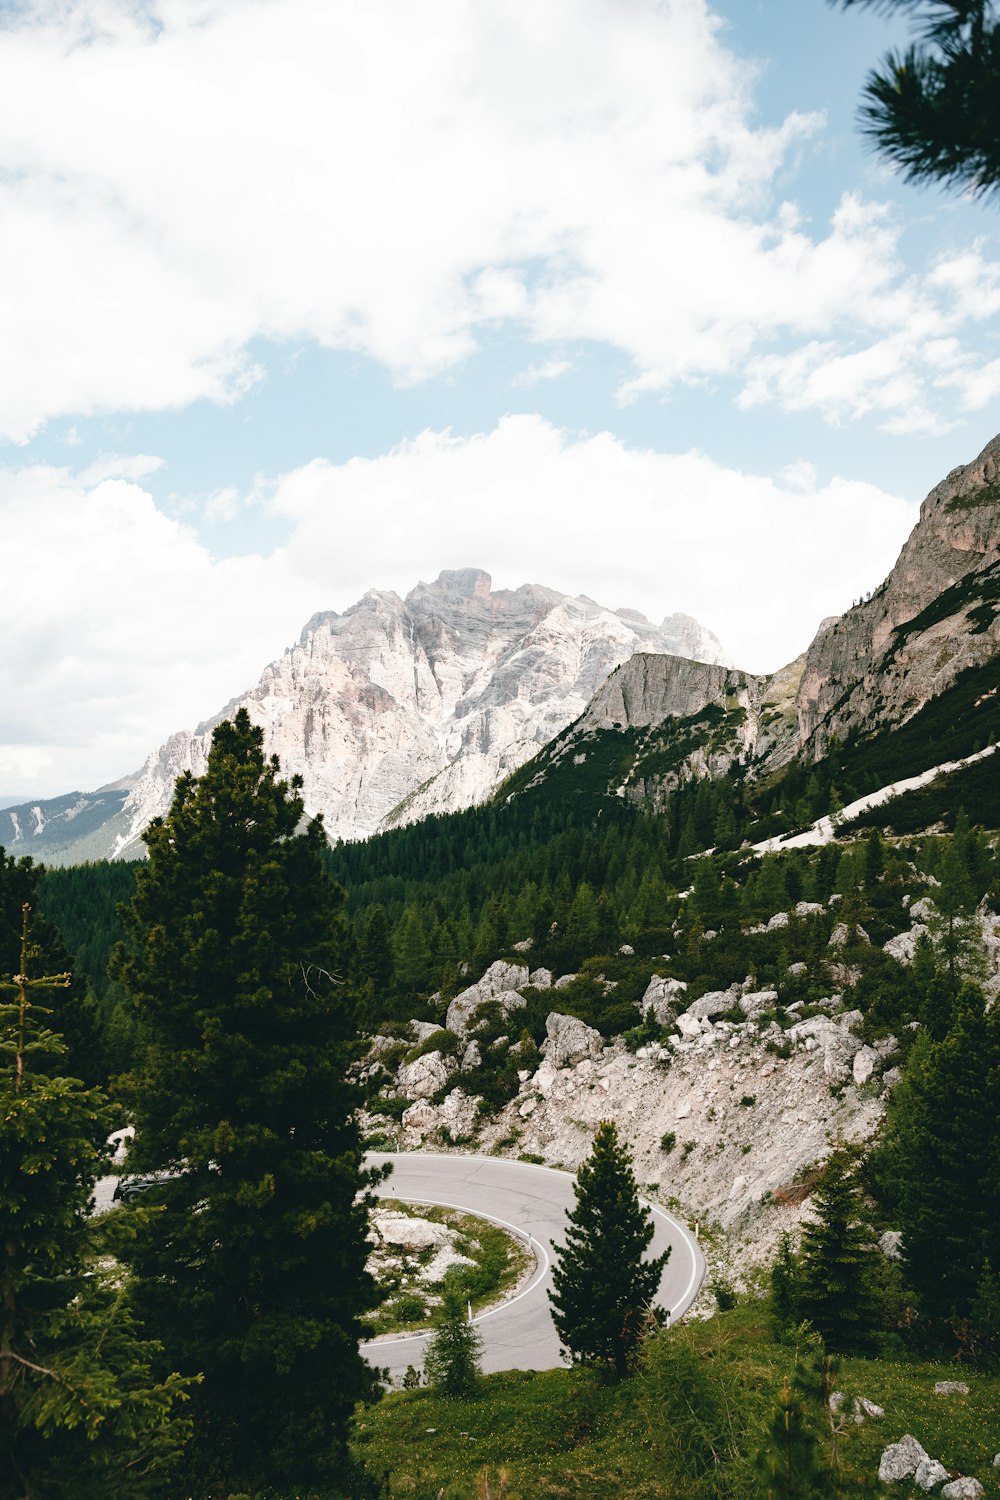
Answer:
[45,569,723,863]
[360,885,1000,1278]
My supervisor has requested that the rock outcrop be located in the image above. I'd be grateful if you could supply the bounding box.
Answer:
[796,431,1000,757]
[108,570,727,858]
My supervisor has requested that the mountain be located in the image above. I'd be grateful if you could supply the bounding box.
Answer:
[501,432,1000,822]
[6,569,726,865]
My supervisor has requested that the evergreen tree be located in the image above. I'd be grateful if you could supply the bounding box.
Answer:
[754,1333,853,1499]
[423,1277,483,1398]
[549,1120,669,1378]
[797,1144,883,1352]
[888,985,1000,1328]
[770,1233,801,1341]
[394,903,433,995]
[112,711,382,1496]
[359,903,394,992]
[1,904,191,1498]
[833,1,1000,197]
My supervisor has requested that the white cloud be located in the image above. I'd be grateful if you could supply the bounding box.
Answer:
[0,414,918,796]
[512,359,572,389]
[79,452,165,484]
[0,0,996,439]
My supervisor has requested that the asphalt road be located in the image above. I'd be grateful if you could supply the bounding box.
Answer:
[361,1152,706,1380]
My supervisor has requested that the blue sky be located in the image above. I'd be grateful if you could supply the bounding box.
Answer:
[1,0,998,797]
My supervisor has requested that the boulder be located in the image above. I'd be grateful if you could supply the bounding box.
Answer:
[914,1458,950,1490]
[640,974,688,1025]
[794,901,824,916]
[618,943,635,956]
[884,925,929,964]
[676,1013,704,1042]
[410,1020,445,1043]
[529,967,554,988]
[882,1065,903,1090]
[879,1435,929,1483]
[461,1040,482,1070]
[941,1481,984,1500]
[910,896,937,922]
[437,1087,480,1138]
[553,973,578,989]
[513,937,533,952]
[739,988,777,1018]
[853,1045,880,1086]
[934,1381,970,1395]
[397,1051,452,1099]
[445,960,530,1033]
[879,1229,903,1261]
[542,1012,604,1069]
[829,921,870,947]
[686,986,738,1021]
[767,911,790,929]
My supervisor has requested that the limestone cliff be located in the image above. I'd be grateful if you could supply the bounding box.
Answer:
[111,570,727,858]
[796,432,1000,756]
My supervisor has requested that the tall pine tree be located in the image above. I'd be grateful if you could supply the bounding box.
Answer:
[797,1144,883,1353]
[1,902,190,1499]
[549,1120,669,1378]
[112,711,382,1496]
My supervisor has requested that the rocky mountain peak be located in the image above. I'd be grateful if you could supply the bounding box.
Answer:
[104,570,727,859]
[796,431,1000,756]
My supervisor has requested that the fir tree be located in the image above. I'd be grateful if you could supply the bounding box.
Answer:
[797,1144,883,1352]
[549,1120,669,1379]
[359,903,394,993]
[1,903,191,1498]
[423,1278,483,1398]
[112,711,382,1496]
[888,985,1000,1328]
[770,1233,801,1341]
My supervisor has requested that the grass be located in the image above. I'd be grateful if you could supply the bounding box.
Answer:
[352,1303,1000,1498]
[369,1201,533,1335]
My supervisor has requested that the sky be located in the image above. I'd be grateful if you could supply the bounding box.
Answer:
[2,0,999,800]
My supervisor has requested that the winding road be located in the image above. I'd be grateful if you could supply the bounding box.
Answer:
[361,1152,706,1379]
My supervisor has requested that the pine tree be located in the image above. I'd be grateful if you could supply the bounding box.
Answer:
[832,1,1000,197]
[549,1120,669,1378]
[359,903,394,993]
[423,1277,483,1398]
[770,1233,801,1341]
[797,1144,883,1352]
[394,903,433,995]
[1,903,191,1498]
[754,1334,842,1499]
[112,711,382,1496]
[888,986,1000,1328]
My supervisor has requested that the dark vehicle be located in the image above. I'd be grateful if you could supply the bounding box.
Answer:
[112,1174,168,1204]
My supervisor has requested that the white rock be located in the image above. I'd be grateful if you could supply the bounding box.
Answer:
[884,925,929,964]
[461,1040,482,1070]
[513,937,533,952]
[529,968,553,988]
[915,1458,950,1490]
[640,974,688,1024]
[739,989,777,1018]
[941,1480,984,1499]
[686,987,738,1021]
[397,1051,452,1099]
[879,1230,903,1261]
[934,1381,970,1395]
[618,944,635,956]
[542,1013,604,1069]
[532,1060,559,1098]
[853,1046,879,1086]
[767,911,790,929]
[910,896,937,922]
[410,1020,445,1043]
[883,1066,903,1090]
[519,1096,538,1118]
[794,902,824,916]
[829,921,870,947]
[879,1435,929,1482]
[553,973,578,989]
[445,961,530,1033]
[853,1397,885,1423]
